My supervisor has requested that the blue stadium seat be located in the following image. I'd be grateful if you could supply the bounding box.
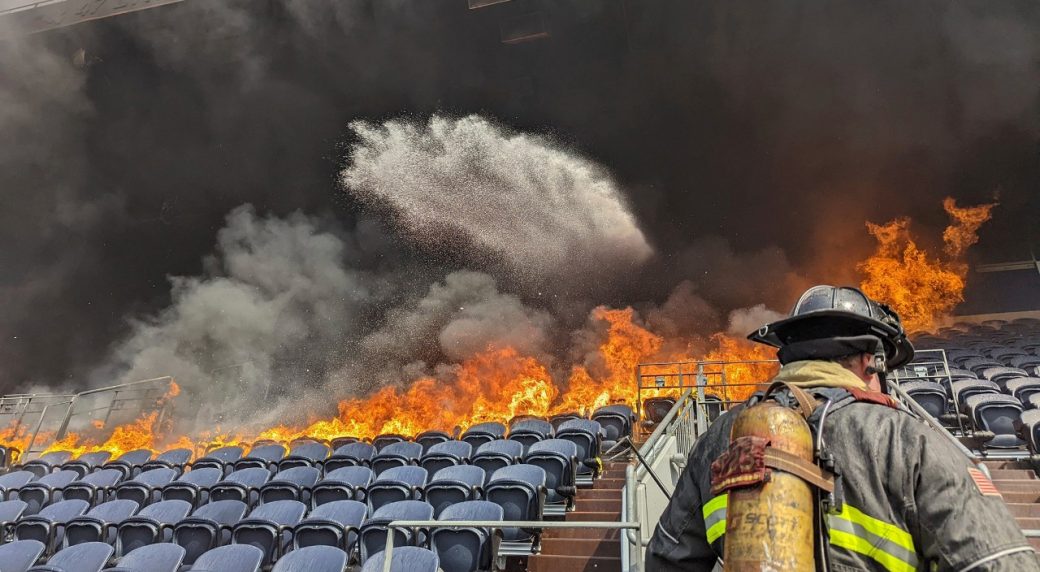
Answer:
[432,500,503,572]
[368,466,427,514]
[21,452,73,479]
[359,500,434,564]
[114,499,191,556]
[592,404,635,446]
[556,420,602,481]
[425,465,485,518]
[312,466,374,507]
[419,440,472,477]
[59,451,112,479]
[191,446,244,476]
[140,448,193,475]
[161,467,223,508]
[965,394,1025,448]
[371,442,423,476]
[209,467,272,506]
[414,431,452,454]
[361,546,440,572]
[330,436,360,450]
[0,539,45,572]
[898,381,948,419]
[461,423,506,449]
[0,471,37,499]
[233,444,286,473]
[273,545,349,572]
[372,434,408,452]
[293,499,367,552]
[259,466,321,504]
[18,470,79,515]
[64,499,138,546]
[113,467,178,507]
[1007,377,1040,404]
[549,413,582,432]
[1019,409,1040,453]
[188,544,264,572]
[27,541,112,572]
[507,420,553,454]
[277,441,331,471]
[231,500,307,567]
[0,498,29,525]
[484,464,545,544]
[952,379,1001,411]
[103,450,153,480]
[14,499,89,553]
[324,442,376,472]
[643,398,676,425]
[472,440,523,484]
[173,499,248,565]
[107,543,185,572]
[61,469,123,506]
[523,439,577,511]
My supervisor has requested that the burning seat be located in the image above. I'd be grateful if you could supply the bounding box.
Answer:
[432,500,503,572]
[277,441,331,471]
[103,449,153,480]
[112,467,178,507]
[507,419,553,454]
[18,470,79,515]
[311,466,374,507]
[0,539,45,572]
[522,440,576,514]
[114,499,191,556]
[419,441,472,477]
[63,499,138,546]
[361,546,439,572]
[161,467,223,508]
[140,448,193,476]
[484,464,545,551]
[188,544,264,572]
[293,499,366,553]
[26,541,112,572]
[20,451,73,479]
[323,442,376,473]
[425,465,485,518]
[367,466,427,513]
[60,452,112,479]
[415,430,452,453]
[471,440,523,484]
[371,442,423,476]
[231,499,307,567]
[461,423,506,449]
[191,446,244,476]
[965,393,1025,448]
[62,469,123,506]
[14,499,89,554]
[208,467,272,506]
[259,466,321,504]
[173,499,248,566]
[642,397,675,425]
[277,545,350,572]
[107,543,185,572]
[358,500,434,564]
[233,444,286,473]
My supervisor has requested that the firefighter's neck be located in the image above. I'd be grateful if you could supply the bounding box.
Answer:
[844,353,882,392]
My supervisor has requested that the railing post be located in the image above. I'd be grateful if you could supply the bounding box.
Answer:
[54,396,78,440]
[695,364,708,435]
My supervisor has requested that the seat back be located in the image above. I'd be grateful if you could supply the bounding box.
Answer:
[372,434,407,451]
[967,394,1025,447]
[174,499,248,564]
[294,499,367,550]
[260,466,321,504]
[32,541,113,572]
[461,422,506,449]
[278,442,330,471]
[312,466,374,507]
[116,499,191,556]
[233,444,286,472]
[19,470,78,515]
[371,442,423,476]
[161,467,223,507]
[368,466,428,513]
[272,545,349,572]
[900,381,948,419]
[0,498,28,523]
[643,397,676,424]
[433,501,503,572]
[232,500,307,566]
[190,544,264,572]
[472,440,522,484]
[361,546,440,572]
[110,543,185,572]
[359,501,434,563]
[0,539,46,572]
[426,465,485,517]
[63,468,124,505]
[324,442,376,472]
[524,439,577,503]
[192,446,244,475]
[415,431,452,453]
[114,467,178,507]
[210,467,271,505]
[486,464,544,541]
[15,499,89,548]
[65,499,139,546]
[419,441,472,476]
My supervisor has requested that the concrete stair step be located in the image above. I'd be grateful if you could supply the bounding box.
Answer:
[1000,492,1040,504]
[1015,517,1040,530]
[1006,503,1040,518]
[579,489,622,500]
[594,479,625,489]
[528,554,621,572]
[1031,537,1040,550]
[992,480,1040,493]
[988,469,1037,480]
[567,511,622,522]
[576,499,622,512]
[543,527,621,540]
[983,460,1035,471]
[540,538,621,558]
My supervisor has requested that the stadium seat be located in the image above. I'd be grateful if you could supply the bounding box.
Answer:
[103,450,153,480]
[259,466,320,504]
[899,381,948,419]
[461,423,506,449]
[0,539,45,572]
[358,500,434,564]
[274,545,350,572]
[59,451,111,479]
[472,440,523,484]
[0,471,37,499]
[18,470,79,515]
[107,543,185,572]
[231,500,307,567]
[324,442,376,472]
[555,420,602,480]
[140,448,193,474]
[507,419,553,454]
[188,544,264,572]
[172,499,248,565]
[372,434,408,452]
[277,441,330,471]
[1010,355,1040,373]
[1019,409,1040,452]
[14,499,89,553]
[367,466,427,513]
[549,413,583,432]
[161,467,223,508]
[484,464,546,544]
[311,466,374,507]
[233,444,286,473]
[112,467,178,507]
[114,499,191,556]
[952,379,1001,410]
[419,440,472,477]
[0,498,29,525]
[432,500,502,572]
[523,440,578,511]
[329,436,360,450]
[21,452,73,479]
[26,541,112,572]
[592,404,635,447]
[293,499,367,551]
[425,465,485,517]
[965,394,1025,448]
[981,367,1030,388]
[62,469,123,506]
[191,446,244,476]
[642,398,676,424]
[702,395,724,422]
[361,546,440,572]
[64,499,138,546]
[415,431,452,453]
[209,467,271,506]
[1005,378,1040,404]
[371,442,423,476]
[963,357,1004,376]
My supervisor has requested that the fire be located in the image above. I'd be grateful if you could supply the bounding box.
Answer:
[858,197,994,332]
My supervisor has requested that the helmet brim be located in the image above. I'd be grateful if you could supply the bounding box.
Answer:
[749,310,915,369]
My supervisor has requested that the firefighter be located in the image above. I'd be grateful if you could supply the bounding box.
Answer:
[645,285,1039,571]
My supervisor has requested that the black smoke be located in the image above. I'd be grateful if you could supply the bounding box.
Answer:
[1,0,1038,393]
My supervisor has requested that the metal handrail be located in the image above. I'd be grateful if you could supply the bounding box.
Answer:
[381,519,641,572]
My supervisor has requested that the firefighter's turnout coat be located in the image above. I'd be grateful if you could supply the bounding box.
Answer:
[645,360,1039,571]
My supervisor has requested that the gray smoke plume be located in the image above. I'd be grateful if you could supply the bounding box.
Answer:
[341,115,655,287]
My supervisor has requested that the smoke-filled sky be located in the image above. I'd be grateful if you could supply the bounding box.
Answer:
[1,0,1039,397]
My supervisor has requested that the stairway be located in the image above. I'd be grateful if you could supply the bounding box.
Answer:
[982,460,1040,549]
[527,462,627,572]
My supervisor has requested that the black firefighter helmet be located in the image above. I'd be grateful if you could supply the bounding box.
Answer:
[748,285,915,370]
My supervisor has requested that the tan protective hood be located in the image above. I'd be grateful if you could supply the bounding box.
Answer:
[771,360,869,391]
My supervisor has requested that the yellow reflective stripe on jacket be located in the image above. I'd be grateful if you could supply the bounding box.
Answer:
[827,504,918,572]
[702,493,727,544]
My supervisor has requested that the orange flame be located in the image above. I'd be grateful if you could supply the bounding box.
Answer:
[858,197,994,332]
